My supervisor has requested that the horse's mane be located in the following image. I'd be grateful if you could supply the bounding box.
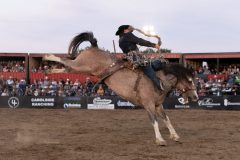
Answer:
[68,32,98,57]
[163,63,194,81]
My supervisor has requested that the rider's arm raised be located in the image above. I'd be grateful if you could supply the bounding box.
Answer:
[126,32,156,48]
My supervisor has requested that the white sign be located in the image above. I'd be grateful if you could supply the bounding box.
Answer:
[88,97,114,110]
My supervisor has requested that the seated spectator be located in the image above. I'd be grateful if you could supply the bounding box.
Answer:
[0,60,25,72]
[97,84,105,96]
[1,88,9,96]
[198,86,207,96]
[24,86,33,96]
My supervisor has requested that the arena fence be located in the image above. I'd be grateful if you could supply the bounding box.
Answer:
[0,96,240,110]
[1,96,240,110]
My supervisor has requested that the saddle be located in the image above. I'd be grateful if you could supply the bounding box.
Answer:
[98,60,135,80]
[98,51,168,80]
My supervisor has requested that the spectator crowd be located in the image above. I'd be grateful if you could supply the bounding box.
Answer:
[1,61,240,97]
[195,64,240,96]
[0,75,116,97]
[0,60,25,72]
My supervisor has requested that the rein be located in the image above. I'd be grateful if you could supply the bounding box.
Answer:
[134,28,168,63]
[134,28,162,46]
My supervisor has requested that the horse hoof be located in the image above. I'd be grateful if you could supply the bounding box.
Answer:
[156,139,167,146]
[42,55,49,61]
[170,134,181,143]
[43,55,55,61]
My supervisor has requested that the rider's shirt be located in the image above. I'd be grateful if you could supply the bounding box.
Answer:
[119,32,155,54]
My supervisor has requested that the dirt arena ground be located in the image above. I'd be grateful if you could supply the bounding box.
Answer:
[0,109,239,160]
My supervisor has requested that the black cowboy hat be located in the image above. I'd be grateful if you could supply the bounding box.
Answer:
[115,25,130,35]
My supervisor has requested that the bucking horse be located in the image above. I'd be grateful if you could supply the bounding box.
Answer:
[43,32,199,146]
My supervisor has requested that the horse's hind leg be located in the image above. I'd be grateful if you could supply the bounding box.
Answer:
[145,105,167,146]
[43,54,92,73]
[156,104,180,142]
[43,54,63,63]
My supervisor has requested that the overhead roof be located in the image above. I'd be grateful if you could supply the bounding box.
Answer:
[183,52,240,59]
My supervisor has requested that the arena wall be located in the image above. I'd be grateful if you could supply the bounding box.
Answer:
[2,95,240,110]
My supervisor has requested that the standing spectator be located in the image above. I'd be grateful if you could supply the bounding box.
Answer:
[43,76,50,89]
[24,86,33,96]
[18,79,27,95]
[203,65,211,75]
[85,77,94,96]
[6,76,14,96]
[0,75,6,95]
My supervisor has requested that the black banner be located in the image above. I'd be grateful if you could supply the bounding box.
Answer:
[197,96,224,110]
[0,96,240,110]
[0,96,62,109]
[223,96,240,110]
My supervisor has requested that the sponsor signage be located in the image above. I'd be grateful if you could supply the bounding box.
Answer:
[31,97,55,107]
[115,98,136,109]
[63,96,87,109]
[175,105,190,109]
[14,96,61,109]
[224,99,240,106]
[223,96,240,110]
[8,97,20,108]
[87,97,115,110]
[198,98,221,108]
[0,96,240,110]
[162,97,192,109]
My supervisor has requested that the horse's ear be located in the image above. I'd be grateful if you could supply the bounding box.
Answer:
[187,66,195,77]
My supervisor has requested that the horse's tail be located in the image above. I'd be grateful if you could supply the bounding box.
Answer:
[68,32,98,59]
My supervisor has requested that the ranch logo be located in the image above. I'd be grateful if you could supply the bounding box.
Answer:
[224,99,240,106]
[88,97,114,110]
[31,98,55,107]
[198,98,221,107]
[64,103,81,109]
[8,97,20,109]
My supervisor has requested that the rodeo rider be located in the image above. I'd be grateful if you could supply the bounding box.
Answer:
[115,25,165,91]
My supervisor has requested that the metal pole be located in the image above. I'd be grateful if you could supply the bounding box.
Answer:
[112,40,116,53]
[217,58,219,74]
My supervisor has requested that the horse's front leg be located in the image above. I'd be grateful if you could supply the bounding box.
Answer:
[146,107,167,146]
[156,104,180,142]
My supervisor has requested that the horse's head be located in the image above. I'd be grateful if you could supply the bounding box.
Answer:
[162,64,199,104]
[176,76,199,104]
